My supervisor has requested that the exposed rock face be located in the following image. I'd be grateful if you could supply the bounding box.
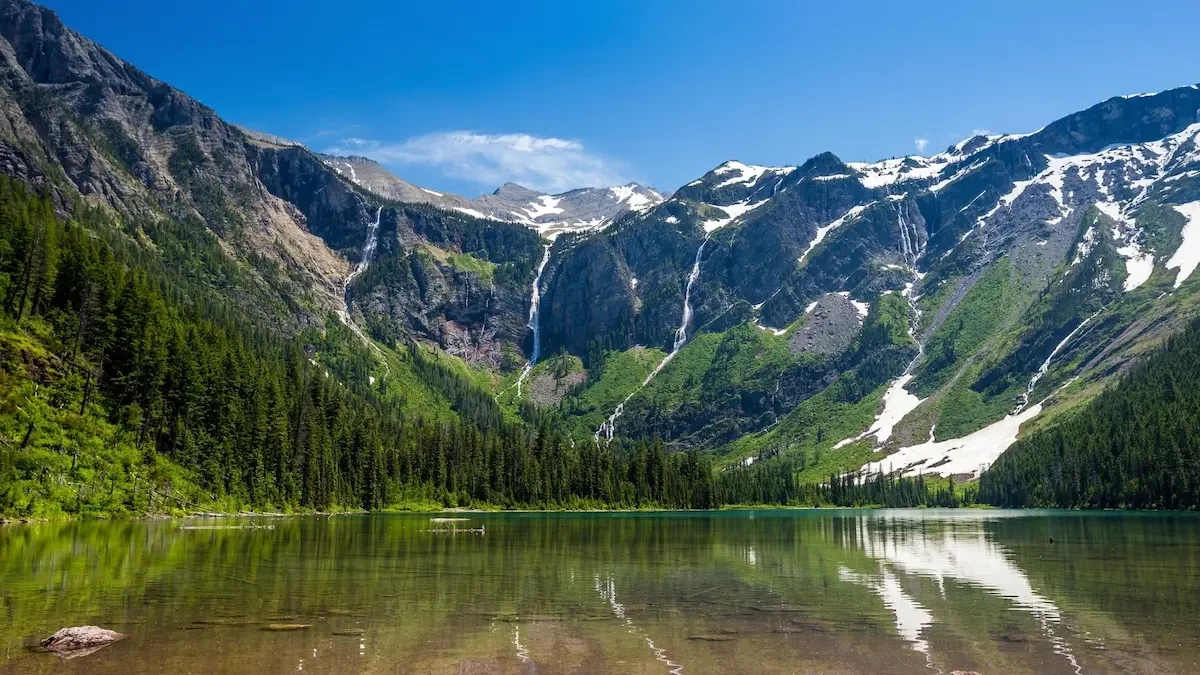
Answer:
[0,0,360,327]
[345,203,544,366]
[528,369,586,407]
[790,294,865,357]
[249,144,374,256]
[40,626,125,659]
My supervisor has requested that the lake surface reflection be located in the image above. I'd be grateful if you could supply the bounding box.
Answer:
[2,510,1198,674]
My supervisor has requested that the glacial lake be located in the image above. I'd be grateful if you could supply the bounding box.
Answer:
[2,510,1198,674]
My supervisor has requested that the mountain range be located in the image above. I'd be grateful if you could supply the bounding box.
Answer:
[1,0,1199,512]
[311,148,665,239]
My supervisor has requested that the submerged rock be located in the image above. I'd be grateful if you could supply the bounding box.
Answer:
[40,626,125,659]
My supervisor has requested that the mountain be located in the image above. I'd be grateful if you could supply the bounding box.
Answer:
[525,85,1200,485]
[319,152,665,238]
[2,0,1200,515]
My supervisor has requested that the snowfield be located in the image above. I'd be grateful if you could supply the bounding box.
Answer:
[861,403,1043,479]
[1167,201,1200,288]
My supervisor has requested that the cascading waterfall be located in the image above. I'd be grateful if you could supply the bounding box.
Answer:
[1016,312,1099,412]
[596,236,710,442]
[675,238,708,350]
[339,206,390,378]
[901,282,924,371]
[346,206,383,289]
[514,244,553,397]
[896,202,921,267]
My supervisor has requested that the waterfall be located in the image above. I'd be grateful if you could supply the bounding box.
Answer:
[515,244,553,397]
[345,206,383,289]
[1016,312,1098,412]
[896,202,922,267]
[339,206,390,379]
[674,237,708,350]
[596,236,709,442]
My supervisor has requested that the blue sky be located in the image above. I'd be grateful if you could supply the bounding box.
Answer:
[41,0,1200,196]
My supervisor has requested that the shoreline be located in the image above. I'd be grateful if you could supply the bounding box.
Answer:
[6,503,1195,525]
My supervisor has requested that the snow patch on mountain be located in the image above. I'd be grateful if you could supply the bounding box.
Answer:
[861,403,1043,479]
[713,161,794,188]
[849,156,950,189]
[837,292,870,318]
[1091,202,1155,291]
[524,195,564,220]
[1072,223,1099,265]
[799,203,873,265]
[609,184,660,211]
[701,199,766,233]
[454,207,488,219]
[929,159,989,193]
[753,319,787,336]
[1167,201,1200,288]
[835,374,925,450]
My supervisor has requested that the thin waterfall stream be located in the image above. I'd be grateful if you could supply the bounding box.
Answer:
[596,236,710,442]
[515,244,553,397]
[339,205,390,379]
[1016,311,1100,412]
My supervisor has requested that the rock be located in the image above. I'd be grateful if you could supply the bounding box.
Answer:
[263,623,313,631]
[39,626,125,658]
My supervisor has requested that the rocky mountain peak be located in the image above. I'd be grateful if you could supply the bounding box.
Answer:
[797,151,850,178]
[493,182,543,200]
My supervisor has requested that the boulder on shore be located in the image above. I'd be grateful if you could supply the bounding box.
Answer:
[40,626,125,659]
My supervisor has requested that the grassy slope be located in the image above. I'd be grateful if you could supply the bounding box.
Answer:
[557,346,665,439]
[906,257,1038,440]
[0,319,211,518]
[719,379,889,483]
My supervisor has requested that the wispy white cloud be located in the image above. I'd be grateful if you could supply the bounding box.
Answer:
[971,128,993,136]
[914,137,929,154]
[326,131,630,193]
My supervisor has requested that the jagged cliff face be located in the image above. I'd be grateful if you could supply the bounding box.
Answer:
[0,0,542,365]
[0,0,361,325]
[344,203,544,368]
